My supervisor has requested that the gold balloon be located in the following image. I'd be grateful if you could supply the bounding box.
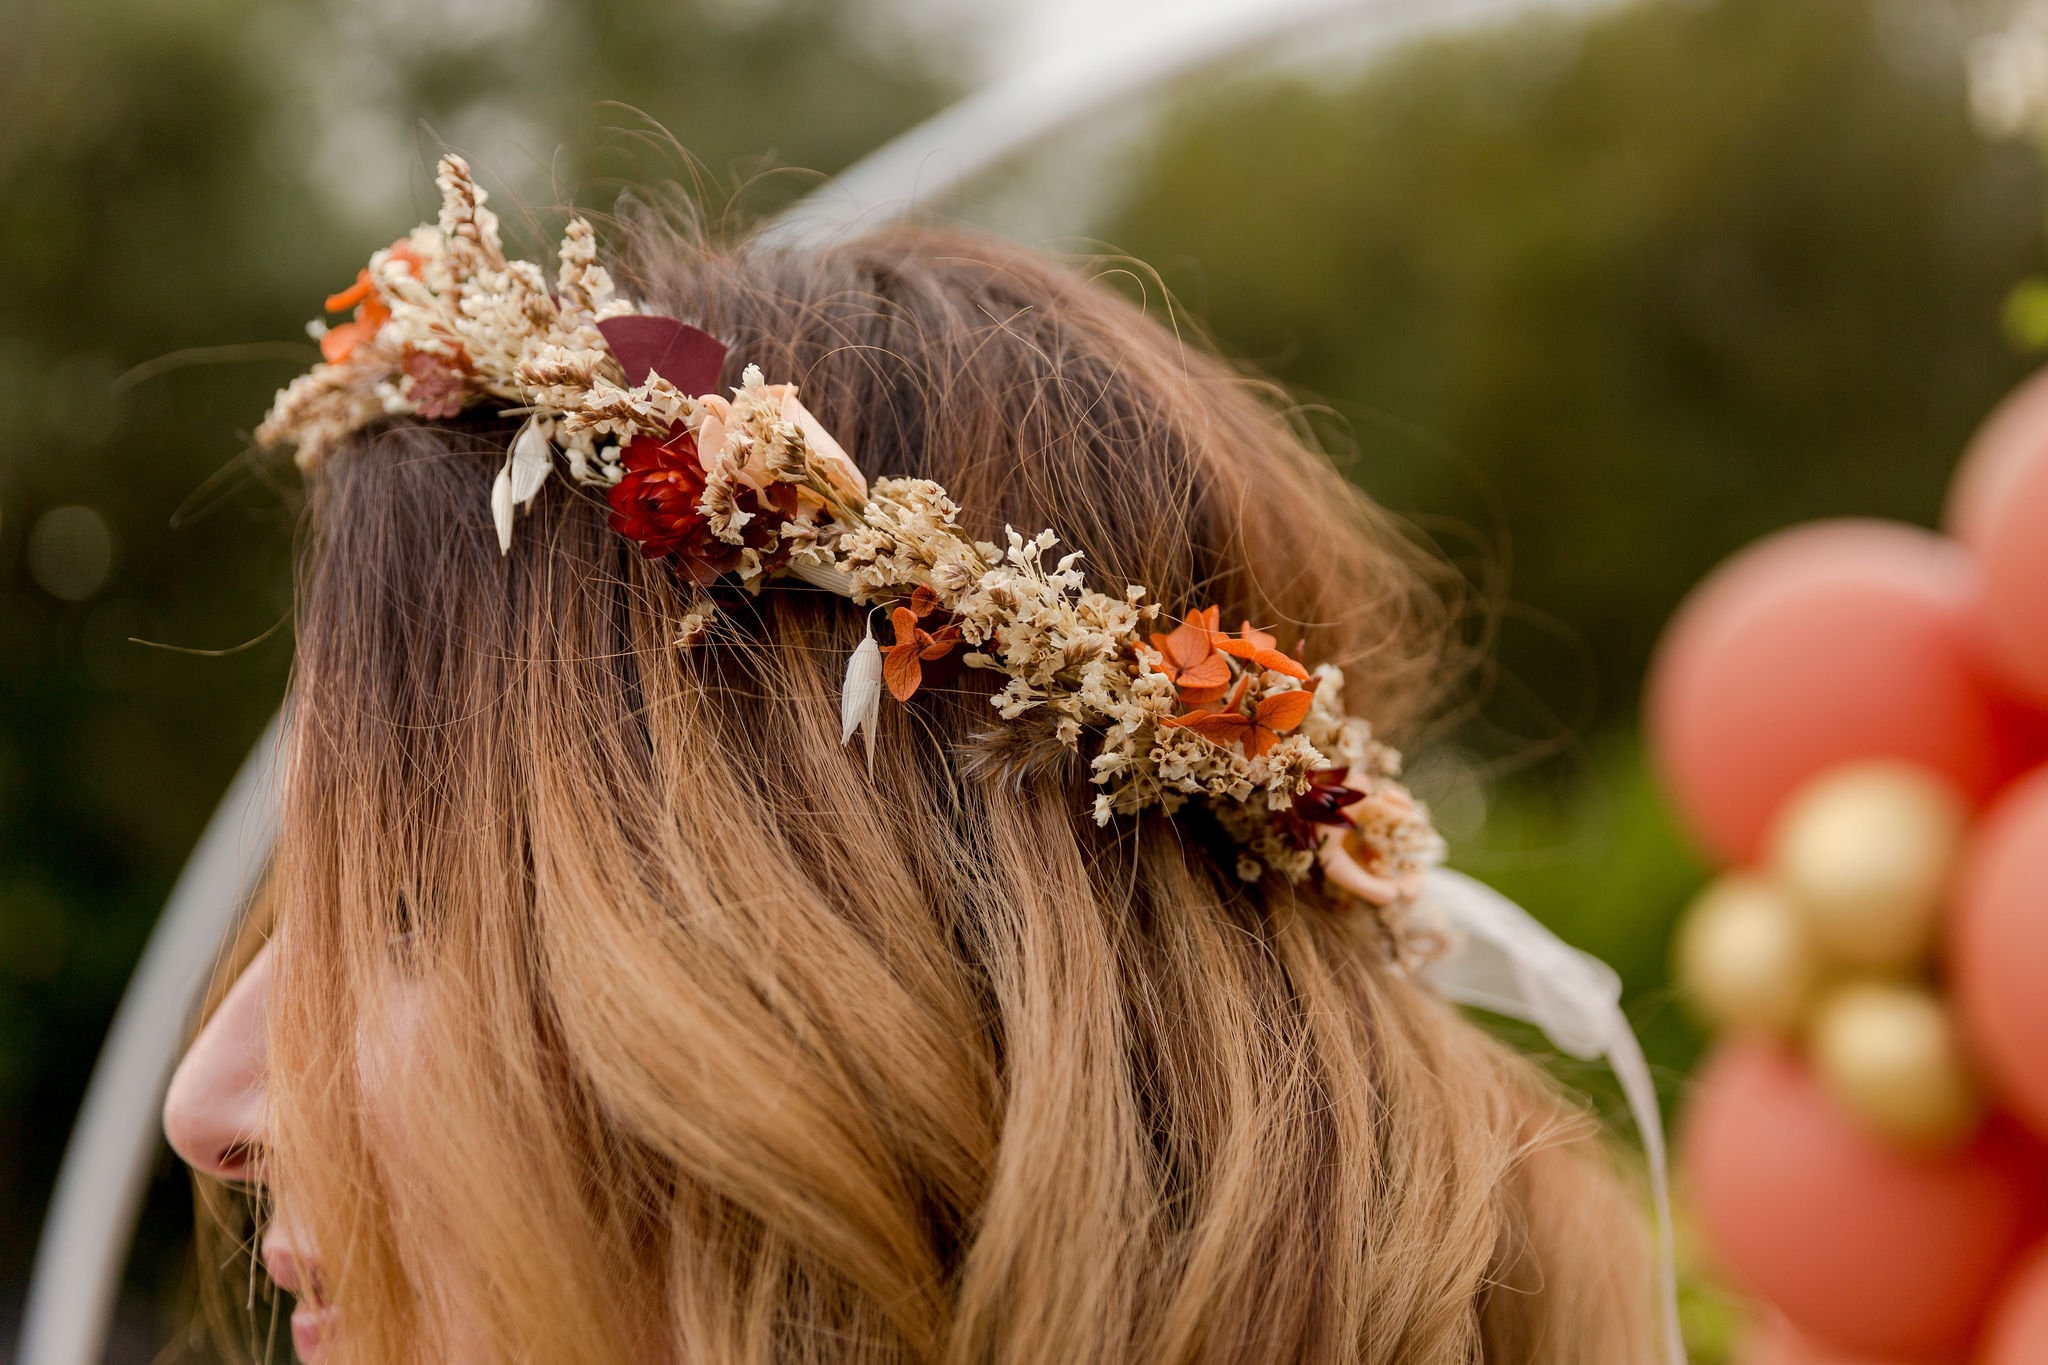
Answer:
[1675,874,1817,1037]
[1808,981,1981,1149]
[1768,762,1967,971]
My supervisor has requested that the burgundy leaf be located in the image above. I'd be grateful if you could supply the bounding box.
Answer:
[598,315,728,395]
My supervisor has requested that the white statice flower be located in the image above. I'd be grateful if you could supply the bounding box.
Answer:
[675,597,718,648]
[994,676,1044,719]
[555,217,624,323]
[1256,733,1325,797]
[1089,750,1132,784]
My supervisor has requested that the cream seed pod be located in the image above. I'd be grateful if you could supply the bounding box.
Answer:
[1768,762,1967,972]
[1674,873,1819,1037]
[1808,980,1982,1149]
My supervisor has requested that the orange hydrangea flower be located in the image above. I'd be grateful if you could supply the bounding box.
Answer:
[882,586,961,701]
[319,239,424,364]
[1148,605,1231,705]
[1160,674,1318,758]
[1214,621,1309,681]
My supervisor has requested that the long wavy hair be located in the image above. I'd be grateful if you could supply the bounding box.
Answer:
[234,211,1652,1363]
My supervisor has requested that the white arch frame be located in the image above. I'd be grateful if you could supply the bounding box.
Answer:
[19,1,1627,1359]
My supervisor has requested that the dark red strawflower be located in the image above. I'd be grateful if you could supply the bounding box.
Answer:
[607,428,712,559]
[605,427,792,587]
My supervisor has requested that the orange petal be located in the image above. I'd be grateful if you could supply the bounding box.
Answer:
[1243,726,1280,759]
[883,644,923,702]
[1168,711,1251,747]
[889,606,920,647]
[1217,637,1309,680]
[1255,688,1315,734]
[1177,652,1230,689]
[1253,647,1310,682]
[1195,605,1220,633]
[1177,681,1229,707]
[1237,620,1278,652]
[324,271,372,314]
[1163,621,1213,671]
[320,320,368,363]
[908,584,941,619]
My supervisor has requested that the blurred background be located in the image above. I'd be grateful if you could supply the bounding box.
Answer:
[2,0,2041,1358]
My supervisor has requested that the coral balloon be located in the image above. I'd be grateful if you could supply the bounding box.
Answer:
[1742,1317,1936,1365]
[1979,1240,2048,1365]
[1992,694,2048,785]
[1683,1042,2043,1358]
[1946,366,2048,708]
[1647,520,2004,865]
[1951,765,2048,1142]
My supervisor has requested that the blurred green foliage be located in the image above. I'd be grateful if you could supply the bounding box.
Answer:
[1108,0,2042,751]
[2,0,2042,1357]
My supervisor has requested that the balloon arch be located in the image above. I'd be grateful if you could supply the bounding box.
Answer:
[1650,366,2048,1362]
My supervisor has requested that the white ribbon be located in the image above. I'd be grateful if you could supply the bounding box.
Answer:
[1418,867,1687,1365]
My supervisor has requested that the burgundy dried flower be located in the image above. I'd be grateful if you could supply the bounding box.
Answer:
[401,347,473,420]
[1277,766,1366,850]
[606,428,713,559]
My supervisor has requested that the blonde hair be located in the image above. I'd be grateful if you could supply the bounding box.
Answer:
[248,219,1652,1362]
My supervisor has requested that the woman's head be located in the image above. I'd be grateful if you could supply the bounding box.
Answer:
[167,208,1649,1363]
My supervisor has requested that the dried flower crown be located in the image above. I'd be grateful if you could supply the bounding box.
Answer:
[259,156,1449,961]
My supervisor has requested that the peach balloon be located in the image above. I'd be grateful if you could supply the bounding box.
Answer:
[1806,981,1981,1151]
[1951,765,2048,1142]
[1742,1317,1943,1365]
[1946,367,2048,708]
[1683,1042,2043,1358]
[1979,1240,2048,1365]
[1646,520,2004,865]
[1674,873,1819,1037]
[1769,762,1967,973]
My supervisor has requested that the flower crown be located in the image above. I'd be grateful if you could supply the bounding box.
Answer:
[258,156,1449,960]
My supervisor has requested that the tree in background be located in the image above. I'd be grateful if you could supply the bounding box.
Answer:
[1110,0,2040,755]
